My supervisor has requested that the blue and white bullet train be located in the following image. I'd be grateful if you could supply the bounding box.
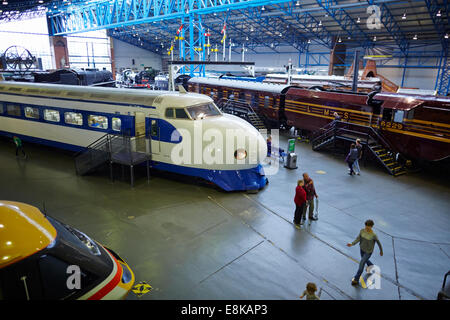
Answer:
[0,81,268,191]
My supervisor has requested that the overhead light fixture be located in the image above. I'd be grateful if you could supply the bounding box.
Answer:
[318,20,322,26]
[246,36,249,41]
[347,36,351,40]
[261,6,265,11]
[39,0,44,3]
[445,33,449,39]
[250,26,254,32]
[402,12,407,20]
[338,37,342,43]
[436,10,441,17]
[279,33,282,37]
[357,17,361,23]
[373,36,377,41]
[413,34,418,40]
[2,1,8,5]
[295,1,300,6]
[271,43,274,48]
[307,39,311,44]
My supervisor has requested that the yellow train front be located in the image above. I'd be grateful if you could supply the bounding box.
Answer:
[0,201,135,300]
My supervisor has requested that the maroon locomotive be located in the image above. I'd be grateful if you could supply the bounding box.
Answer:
[188,77,450,162]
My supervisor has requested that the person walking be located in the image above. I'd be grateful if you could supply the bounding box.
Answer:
[347,219,383,286]
[300,282,320,300]
[13,136,26,159]
[346,143,359,175]
[293,180,307,229]
[352,139,363,175]
[302,173,318,222]
[266,135,272,157]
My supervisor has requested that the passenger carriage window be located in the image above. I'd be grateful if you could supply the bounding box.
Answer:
[112,117,121,131]
[0,104,3,114]
[218,89,223,100]
[175,108,189,119]
[165,108,175,118]
[88,115,108,129]
[6,104,21,117]
[25,107,39,119]
[64,112,83,126]
[44,109,60,122]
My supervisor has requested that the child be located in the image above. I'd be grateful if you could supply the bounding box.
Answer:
[300,282,320,300]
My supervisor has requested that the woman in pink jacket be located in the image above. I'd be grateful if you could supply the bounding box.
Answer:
[293,180,307,229]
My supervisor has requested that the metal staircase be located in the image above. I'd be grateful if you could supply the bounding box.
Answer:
[217,98,266,130]
[74,133,151,186]
[311,121,406,176]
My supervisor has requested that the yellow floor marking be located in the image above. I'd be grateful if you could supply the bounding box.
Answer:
[360,277,367,289]
[315,170,327,174]
[132,281,152,297]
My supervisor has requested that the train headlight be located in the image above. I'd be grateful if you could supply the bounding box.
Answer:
[234,148,247,160]
[120,262,133,284]
[64,224,101,256]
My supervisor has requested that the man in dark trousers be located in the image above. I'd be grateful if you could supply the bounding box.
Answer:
[293,180,307,229]
[302,172,318,223]
[347,219,383,286]
[13,136,26,159]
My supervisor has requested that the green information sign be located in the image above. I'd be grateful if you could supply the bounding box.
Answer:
[288,139,295,153]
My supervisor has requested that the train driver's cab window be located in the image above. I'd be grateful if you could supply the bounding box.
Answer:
[44,109,60,122]
[382,108,393,121]
[186,103,221,120]
[175,108,189,119]
[25,107,39,119]
[64,112,83,126]
[88,115,108,129]
[165,108,175,118]
[393,110,405,123]
[166,108,189,119]
[112,117,121,131]
[406,109,414,120]
[7,104,21,117]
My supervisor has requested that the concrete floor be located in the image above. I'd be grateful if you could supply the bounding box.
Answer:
[0,134,449,300]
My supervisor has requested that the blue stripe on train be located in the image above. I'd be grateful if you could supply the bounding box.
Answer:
[0,130,84,152]
[152,161,268,191]
[0,130,268,191]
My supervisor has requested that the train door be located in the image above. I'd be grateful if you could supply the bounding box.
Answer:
[134,111,146,152]
[135,112,146,136]
[149,118,160,155]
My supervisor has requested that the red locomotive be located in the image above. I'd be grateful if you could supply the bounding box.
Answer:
[188,77,450,163]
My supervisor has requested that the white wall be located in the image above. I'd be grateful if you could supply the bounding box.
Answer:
[113,38,162,72]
